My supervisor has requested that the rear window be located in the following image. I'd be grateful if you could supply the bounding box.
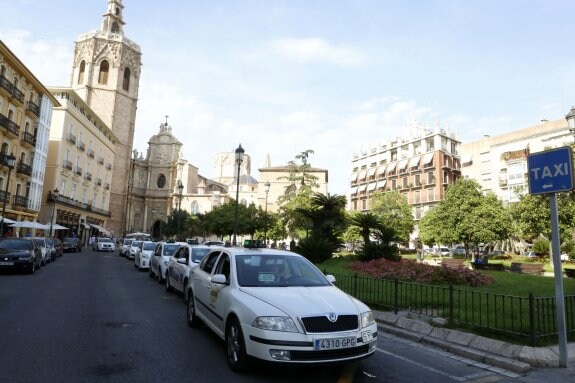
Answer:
[163,244,181,256]
[143,242,156,250]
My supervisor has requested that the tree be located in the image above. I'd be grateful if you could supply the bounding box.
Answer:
[277,149,319,204]
[369,190,414,242]
[348,211,381,245]
[419,178,512,258]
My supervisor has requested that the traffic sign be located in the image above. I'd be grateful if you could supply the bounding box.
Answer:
[527,146,574,195]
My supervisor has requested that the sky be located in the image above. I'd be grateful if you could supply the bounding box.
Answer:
[2,0,575,196]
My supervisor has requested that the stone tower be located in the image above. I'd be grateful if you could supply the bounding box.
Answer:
[69,0,142,235]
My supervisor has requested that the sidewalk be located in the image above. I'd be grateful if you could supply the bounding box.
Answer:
[374,310,575,374]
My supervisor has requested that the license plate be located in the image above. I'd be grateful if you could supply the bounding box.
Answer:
[314,336,356,350]
[0,261,14,266]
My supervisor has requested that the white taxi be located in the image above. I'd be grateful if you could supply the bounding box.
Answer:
[134,241,156,270]
[149,241,185,283]
[185,246,377,372]
[127,240,143,260]
[165,245,211,297]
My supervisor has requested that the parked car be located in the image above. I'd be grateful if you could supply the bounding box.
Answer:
[0,238,42,274]
[134,241,156,270]
[47,238,63,258]
[452,246,466,257]
[93,237,116,252]
[202,240,225,246]
[31,237,52,265]
[149,241,185,283]
[62,237,82,253]
[165,245,211,296]
[119,238,134,257]
[186,247,377,371]
[127,240,143,260]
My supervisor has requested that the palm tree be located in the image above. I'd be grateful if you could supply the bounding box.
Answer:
[349,212,380,245]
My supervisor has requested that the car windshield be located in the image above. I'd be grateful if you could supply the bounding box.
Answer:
[235,254,331,287]
[163,244,181,256]
[143,242,156,250]
[64,238,78,242]
[123,239,133,246]
[0,239,32,250]
[191,247,210,263]
[99,238,113,243]
[131,241,143,247]
[33,239,45,247]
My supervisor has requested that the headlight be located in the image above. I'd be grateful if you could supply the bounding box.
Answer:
[252,316,298,332]
[19,256,32,261]
[361,311,375,328]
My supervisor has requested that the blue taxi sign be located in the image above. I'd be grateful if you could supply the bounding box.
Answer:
[527,147,574,195]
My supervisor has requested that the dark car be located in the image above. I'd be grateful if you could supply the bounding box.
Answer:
[0,238,42,274]
[62,237,82,252]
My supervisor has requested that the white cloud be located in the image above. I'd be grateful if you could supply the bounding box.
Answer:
[269,37,367,66]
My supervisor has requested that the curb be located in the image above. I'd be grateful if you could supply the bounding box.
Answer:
[374,311,575,373]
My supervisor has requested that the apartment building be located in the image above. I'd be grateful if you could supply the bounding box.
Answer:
[460,117,572,205]
[0,40,59,234]
[349,122,462,221]
[43,88,117,240]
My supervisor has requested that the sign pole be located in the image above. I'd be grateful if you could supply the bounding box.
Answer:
[549,193,568,367]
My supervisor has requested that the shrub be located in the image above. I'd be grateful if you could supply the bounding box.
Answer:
[294,236,339,263]
[357,242,400,262]
[532,239,550,256]
[350,258,495,287]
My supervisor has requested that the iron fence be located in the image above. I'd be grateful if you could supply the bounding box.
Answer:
[328,271,575,346]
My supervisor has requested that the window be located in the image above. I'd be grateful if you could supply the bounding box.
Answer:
[98,60,109,84]
[191,201,200,215]
[427,188,435,202]
[157,174,166,188]
[78,61,85,84]
[122,67,130,91]
[111,22,119,33]
[427,171,435,184]
[415,174,421,186]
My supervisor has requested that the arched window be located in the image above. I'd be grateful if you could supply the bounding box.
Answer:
[157,174,166,189]
[78,60,85,84]
[98,60,109,84]
[1,143,8,154]
[115,7,120,16]
[122,67,130,91]
[111,22,119,33]
[191,201,200,215]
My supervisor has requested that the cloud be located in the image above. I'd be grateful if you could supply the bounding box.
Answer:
[269,37,367,66]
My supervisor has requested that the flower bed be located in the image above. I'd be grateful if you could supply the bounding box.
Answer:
[350,258,495,287]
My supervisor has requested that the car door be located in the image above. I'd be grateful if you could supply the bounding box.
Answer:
[170,246,187,292]
[151,243,161,274]
[205,253,232,337]
[191,250,223,331]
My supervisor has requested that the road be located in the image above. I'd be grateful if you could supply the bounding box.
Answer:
[0,248,570,382]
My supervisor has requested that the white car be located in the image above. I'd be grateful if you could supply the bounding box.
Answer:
[186,247,378,371]
[127,240,143,260]
[120,238,133,257]
[165,245,211,296]
[31,237,51,265]
[93,237,116,252]
[149,241,185,283]
[134,241,156,270]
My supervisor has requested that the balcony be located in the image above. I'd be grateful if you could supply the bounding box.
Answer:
[16,161,32,177]
[0,190,10,203]
[106,163,112,170]
[87,149,95,158]
[63,160,73,170]
[0,114,20,138]
[66,132,77,144]
[85,172,92,181]
[499,177,508,186]
[11,87,24,104]
[0,75,12,95]
[12,194,28,208]
[21,131,36,148]
[77,141,85,151]
[104,183,110,190]
[26,100,40,117]
[74,166,83,176]
[97,157,104,165]
[96,178,102,186]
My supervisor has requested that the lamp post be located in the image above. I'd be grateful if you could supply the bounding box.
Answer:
[151,208,155,240]
[49,188,60,239]
[232,144,244,246]
[0,153,16,236]
[159,213,164,240]
[264,181,270,246]
[177,182,183,241]
[566,106,575,144]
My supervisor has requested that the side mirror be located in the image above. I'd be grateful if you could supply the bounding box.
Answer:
[211,274,227,284]
[325,274,336,284]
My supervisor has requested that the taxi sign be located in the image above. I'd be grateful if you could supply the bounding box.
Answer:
[527,146,574,195]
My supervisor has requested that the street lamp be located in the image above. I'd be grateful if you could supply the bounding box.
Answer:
[0,153,16,236]
[49,188,60,238]
[159,213,164,240]
[151,208,155,240]
[232,144,244,246]
[177,181,184,241]
[565,106,575,144]
[264,181,270,246]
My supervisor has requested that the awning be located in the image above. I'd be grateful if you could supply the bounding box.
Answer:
[377,165,386,174]
[350,186,358,195]
[423,152,434,165]
[350,172,358,182]
[367,167,376,177]
[367,182,377,191]
[358,184,367,193]
[378,180,387,189]
[387,162,397,172]
[90,224,110,236]
[398,159,409,170]
[358,170,367,181]
[408,156,421,168]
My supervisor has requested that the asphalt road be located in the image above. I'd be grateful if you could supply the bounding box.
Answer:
[0,248,569,382]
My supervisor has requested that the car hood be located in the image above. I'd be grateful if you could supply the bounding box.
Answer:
[239,285,366,316]
[0,249,30,257]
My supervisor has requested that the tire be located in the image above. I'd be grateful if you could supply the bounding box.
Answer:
[149,267,154,278]
[226,317,249,372]
[186,290,202,328]
[157,268,164,283]
[165,272,173,292]
[28,262,36,274]
[183,280,189,302]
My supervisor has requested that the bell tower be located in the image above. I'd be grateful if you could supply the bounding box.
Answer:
[70,0,142,236]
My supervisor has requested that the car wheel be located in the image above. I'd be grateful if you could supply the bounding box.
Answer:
[158,268,164,284]
[226,317,249,372]
[28,262,36,274]
[186,290,202,328]
[165,272,173,292]
[183,280,189,302]
[149,267,154,278]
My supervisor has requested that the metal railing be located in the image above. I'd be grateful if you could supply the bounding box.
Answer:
[328,272,575,346]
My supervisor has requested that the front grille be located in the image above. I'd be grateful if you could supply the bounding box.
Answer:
[290,344,370,361]
[300,314,358,333]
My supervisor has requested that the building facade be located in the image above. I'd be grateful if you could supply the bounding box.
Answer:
[69,0,142,236]
[0,40,59,235]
